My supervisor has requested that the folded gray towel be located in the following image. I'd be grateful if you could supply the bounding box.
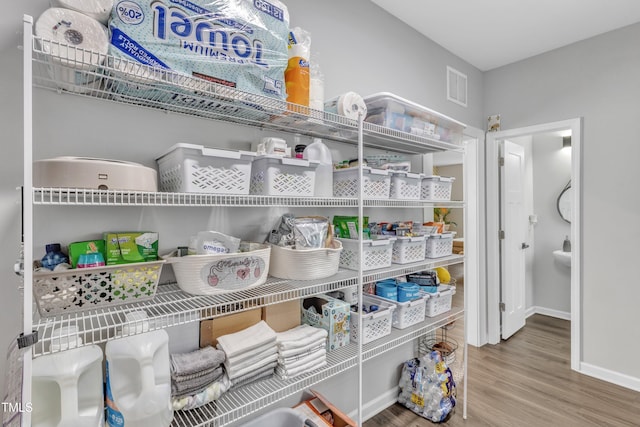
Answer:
[171,366,224,397]
[170,346,226,376]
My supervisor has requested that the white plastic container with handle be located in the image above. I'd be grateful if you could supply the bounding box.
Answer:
[303,138,333,197]
[32,325,104,427]
[105,329,173,427]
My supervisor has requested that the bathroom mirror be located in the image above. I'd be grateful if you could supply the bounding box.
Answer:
[557,181,572,223]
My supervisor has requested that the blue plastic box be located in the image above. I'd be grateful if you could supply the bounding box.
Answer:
[375,281,398,300]
[397,283,420,302]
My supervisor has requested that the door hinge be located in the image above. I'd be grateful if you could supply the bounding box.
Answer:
[499,156,505,166]
[499,230,505,240]
[499,302,506,312]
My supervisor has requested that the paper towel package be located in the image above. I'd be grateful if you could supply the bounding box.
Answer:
[106,0,290,102]
[50,0,114,25]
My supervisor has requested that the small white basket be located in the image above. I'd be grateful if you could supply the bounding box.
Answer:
[421,176,454,201]
[390,171,423,200]
[368,292,429,329]
[392,236,427,264]
[166,244,270,295]
[33,260,165,317]
[333,167,390,199]
[338,238,396,271]
[156,143,256,194]
[425,232,455,258]
[425,284,456,317]
[268,240,342,280]
[250,155,319,196]
[350,295,396,344]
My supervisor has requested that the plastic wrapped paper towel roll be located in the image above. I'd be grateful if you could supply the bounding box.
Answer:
[35,8,109,93]
[50,0,114,25]
[324,92,368,120]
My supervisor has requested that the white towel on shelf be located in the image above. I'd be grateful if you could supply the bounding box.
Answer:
[230,363,277,388]
[276,324,328,351]
[225,346,278,373]
[225,352,279,379]
[216,321,276,359]
[223,341,277,365]
[278,348,326,370]
[275,356,327,380]
[278,340,327,359]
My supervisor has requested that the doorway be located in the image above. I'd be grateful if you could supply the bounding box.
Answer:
[485,118,582,371]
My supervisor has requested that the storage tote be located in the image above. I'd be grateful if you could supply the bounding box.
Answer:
[392,235,426,264]
[268,240,342,280]
[389,171,423,200]
[421,175,454,201]
[156,143,256,194]
[369,292,429,330]
[425,284,456,317]
[333,167,391,199]
[165,243,270,294]
[349,295,395,344]
[250,155,319,197]
[338,238,396,271]
[33,260,165,317]
[425,232,455,258]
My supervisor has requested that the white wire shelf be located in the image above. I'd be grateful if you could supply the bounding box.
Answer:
[30,37,463,155]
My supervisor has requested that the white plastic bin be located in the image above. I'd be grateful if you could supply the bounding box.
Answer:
[338,238,396,271]
[349,295,396,344]
[390,171,423,200]
[425,233,455,258]
[392,236,427,264]
[250,155,319,196]
[369,292,429,330]
[268,240,342,280]
[421,175,455,201]
[333,167,390,199]
[425,284,456,317]
[156,143,256,194]
[240,408,307,427]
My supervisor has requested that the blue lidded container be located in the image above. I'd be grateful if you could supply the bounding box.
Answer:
[375,281,398,300]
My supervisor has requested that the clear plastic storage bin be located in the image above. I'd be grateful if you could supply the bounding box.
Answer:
[421,175,455,201]
[338,238,396,271]
[333,167,390,199]
[250,155,319,197]
[349,295,396,344]
[156,143,256,194]
[390,171,423,200]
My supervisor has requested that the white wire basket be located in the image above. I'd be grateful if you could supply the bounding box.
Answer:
[392,236,427,264]
[368,292,429,330]
[421,176,454,201]
[166,244,270,295]
[33,260,165,317]
[389,171,423,200]
[333,167,391,199]
[338,238,396,271]
[268,240,342,280]
[250,155,319,197]
[349,295,396,344]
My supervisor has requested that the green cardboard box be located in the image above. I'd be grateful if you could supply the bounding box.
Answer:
[104,232,159,265]
[68,239,106,268]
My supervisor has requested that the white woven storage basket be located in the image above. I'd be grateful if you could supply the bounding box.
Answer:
[425,232,455,258]
[368,292,429,330]
[421,175,454,201]
[392,236,427,264]
[250,155,319,196]
[333,167,390,199]
[268,240,342,280]
[166,244,270,295]
[338,238,396,271]
[350,295,396,344]
[156,143,256,194]
[425,284,456,317]
[389,171,423,200]
[33,260,165,317]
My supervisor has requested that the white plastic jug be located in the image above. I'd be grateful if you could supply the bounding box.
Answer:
[303,138,333,197]
[32,326,104,427]
[105,329,173,427]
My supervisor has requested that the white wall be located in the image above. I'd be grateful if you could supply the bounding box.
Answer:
[0,0,485,417]
[484,22,640,384]
[531,133,571,315]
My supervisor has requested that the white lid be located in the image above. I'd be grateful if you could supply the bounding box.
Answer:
[50,325,82,352]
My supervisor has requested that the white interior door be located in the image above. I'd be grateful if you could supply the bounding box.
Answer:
[500,140,527,339]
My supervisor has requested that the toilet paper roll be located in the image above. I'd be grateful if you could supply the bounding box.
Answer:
[50,0,114,25]
[324,92,368,120]
[35,8,109,92]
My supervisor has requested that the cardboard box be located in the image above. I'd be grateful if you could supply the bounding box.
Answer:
[104,232,158,265]
[262,300,301,332]
[301,295,350,351]
[199,308,262,348]
[68,239,105,268]
[293,390,356,427]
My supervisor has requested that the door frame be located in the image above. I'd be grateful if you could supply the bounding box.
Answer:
[486,118,582,371]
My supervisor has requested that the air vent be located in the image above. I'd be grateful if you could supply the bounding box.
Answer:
[447,66,467,107]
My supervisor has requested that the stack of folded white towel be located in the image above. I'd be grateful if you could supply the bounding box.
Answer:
[217,320,278,387]
[170,346,230,411]
[275,324,328,380]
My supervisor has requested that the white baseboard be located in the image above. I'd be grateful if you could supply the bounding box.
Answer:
[526,306,570,321]
[580,362,640,393]
[347,387,399,422]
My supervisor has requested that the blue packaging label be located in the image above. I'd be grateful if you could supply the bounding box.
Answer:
[105,361,125,427]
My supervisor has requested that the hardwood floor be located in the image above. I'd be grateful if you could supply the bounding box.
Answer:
[364,314,640,427]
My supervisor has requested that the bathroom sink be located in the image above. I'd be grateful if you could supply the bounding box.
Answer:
[553,250,571,268]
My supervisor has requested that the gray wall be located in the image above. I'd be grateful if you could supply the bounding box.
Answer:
[484,22,640,380]
[0,0,484,417]
[532,133,571,315]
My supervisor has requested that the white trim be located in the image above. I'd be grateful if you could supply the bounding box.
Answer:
[525,306,536,318]
[526,306,571,321]
[356,387,399,422]
[580,363,640,393]
[485,119,582,372]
